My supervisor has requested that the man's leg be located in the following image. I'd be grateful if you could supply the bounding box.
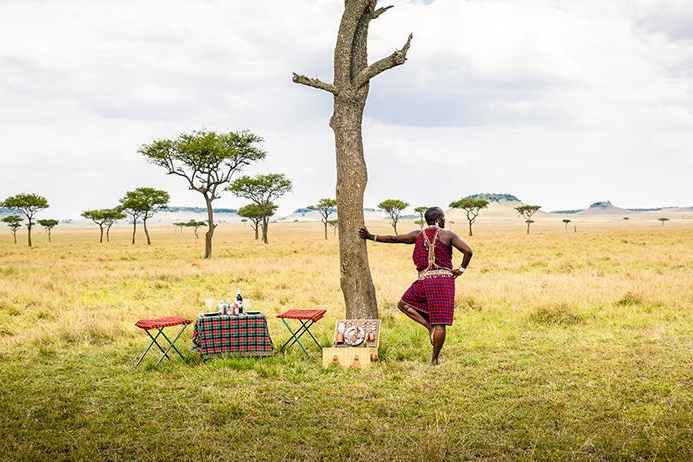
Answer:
[397,300,433,342]
[430,324,446,365]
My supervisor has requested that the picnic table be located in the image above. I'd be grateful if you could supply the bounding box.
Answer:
[191,312,274,358]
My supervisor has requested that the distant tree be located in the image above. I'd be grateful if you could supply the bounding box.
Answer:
[37,219,58,242]
[378,199,409,235]
[119,188,170,245]
[2,215,23,243]
[139,129,266,258]
[238,203,277,240]
[309,198,337,240]
[1,193,49,247]
[83,208,126,243]
[515,205,541,234]
[413,206,427,230]
[623,217,630,221]
[562,218,571,230]
[658,217,669,226]
[328,219,339,237]
[449,198,489,237]
[183,220,207,239]
[173,222,186,233]
[228,174,292,244]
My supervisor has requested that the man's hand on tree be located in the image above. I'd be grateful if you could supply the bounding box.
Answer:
[358,227,372,240]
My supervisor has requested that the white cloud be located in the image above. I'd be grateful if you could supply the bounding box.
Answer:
[1,0,692,219]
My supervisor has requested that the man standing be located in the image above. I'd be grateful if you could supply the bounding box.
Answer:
[359,207,473,365]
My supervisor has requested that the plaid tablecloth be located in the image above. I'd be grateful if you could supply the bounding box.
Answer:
[192,313,274,358]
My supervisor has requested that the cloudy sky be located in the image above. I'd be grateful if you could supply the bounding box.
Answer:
[1,0,692,219]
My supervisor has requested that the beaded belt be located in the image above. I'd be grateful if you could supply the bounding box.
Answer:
[418,269,452,280]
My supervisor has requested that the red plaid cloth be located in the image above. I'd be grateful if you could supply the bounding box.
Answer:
[276,309,326,322]
[401,276,456,325]
[135,316,193,330]
[191,313,274,358]
[402,226,456,325]
[412,226,453,272]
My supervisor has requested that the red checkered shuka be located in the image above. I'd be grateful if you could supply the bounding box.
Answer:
[402,226,456,325]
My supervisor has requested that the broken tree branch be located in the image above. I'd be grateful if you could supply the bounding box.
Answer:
[372,5,393,19]
[292,73,337,94]
[352,33,413,89]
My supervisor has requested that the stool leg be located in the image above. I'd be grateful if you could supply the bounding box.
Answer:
[136,328,168,366]
[279,318,309,356]
[301,320,322,349]
[155,324,190,366]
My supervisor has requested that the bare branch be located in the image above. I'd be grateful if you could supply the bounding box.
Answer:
[353,33,413,89]
[372,5,393,19]
[292,73,337,94]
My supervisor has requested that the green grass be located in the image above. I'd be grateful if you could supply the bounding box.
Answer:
[1,225,693,460]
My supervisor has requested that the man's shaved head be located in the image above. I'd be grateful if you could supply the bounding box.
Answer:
[424,207,444,225]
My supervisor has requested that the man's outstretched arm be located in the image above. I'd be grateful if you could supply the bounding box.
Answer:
[358,227,418,244]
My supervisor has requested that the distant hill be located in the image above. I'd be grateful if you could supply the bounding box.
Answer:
[167,206,237,214]
[552,209,584,214]
[465,193,520,203]
[578,200,629,216]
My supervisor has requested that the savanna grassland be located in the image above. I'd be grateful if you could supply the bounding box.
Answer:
[1,221,693,461]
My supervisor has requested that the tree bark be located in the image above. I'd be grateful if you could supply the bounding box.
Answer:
[143,219,151,245]
[131,220,137,245]
[99,225,104,243]
[27,221,33,247]
[261,217,269,244]
[331,94,378,319]
[323,220,328,240]
[106,224,112,242]
[12,231,17,244]
[47,229,52,243]
[204,196,216,258]
[294,0,413,319]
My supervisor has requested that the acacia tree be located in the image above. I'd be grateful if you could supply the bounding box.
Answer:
[228,174,292,244]
[139,130,266,258]
[183,219,207,239]
[38,219,58,242]
[309,198,337,240]
[659,217,669,226]
[2,215,23,243]
[238,203,276,240]
[414,206,427,229]
[378,199,408,235]
[449,198,489,237]
[562,218,571,230]
[515,205,541,234]
[328,219,339,236]
[293,0,413,318]
[120,188,170,245]
[1,193,49,247]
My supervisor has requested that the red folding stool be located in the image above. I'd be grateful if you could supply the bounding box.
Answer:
[276,309,326,356]
[135,316,193,366]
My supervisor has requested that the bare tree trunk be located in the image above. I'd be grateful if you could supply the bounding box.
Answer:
[332,97,378,318]
[131,220,137,245]
[99,225,104,243]
[261,217,269,244]
[12,231,17,244]
[294,0,413,319]
[27,221,33,247]
[106,224,112,242]
[47,229,52,243]
[468,220,473,237]
[323,220,328,240]
[204,196,216,258]
[527,222,531,234]
[143,219,151,245]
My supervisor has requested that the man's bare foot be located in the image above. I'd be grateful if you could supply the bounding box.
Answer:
[431,357,440,365]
